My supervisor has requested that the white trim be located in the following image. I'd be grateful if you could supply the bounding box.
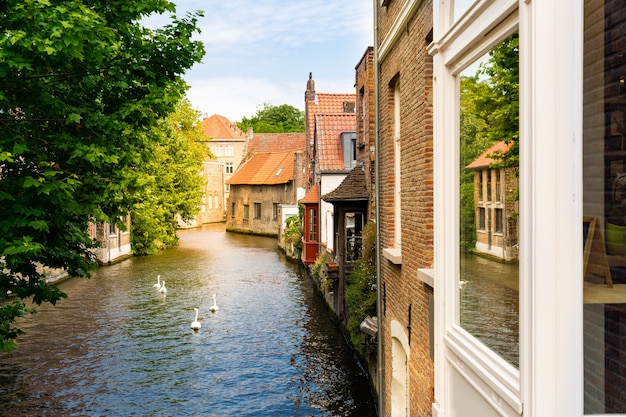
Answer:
[432,1,523,416]
[521,0,584,415]
[383,247,403,264]
[378,0,424,64]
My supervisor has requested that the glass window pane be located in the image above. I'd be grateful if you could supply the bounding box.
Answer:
[453,0,475,22]
[459,33,519,367]
[583,0,626,413]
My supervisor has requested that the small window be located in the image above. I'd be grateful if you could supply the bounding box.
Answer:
[479,171,484,202]
[231,203,235,217]
[308,207,318,241]
[272,203,279,221]
[243,204,249,220]
[225,163,234,174]
[254,203,261,219]
[495,208,503,233]
[487,169,492,201]
[345,212,364,262]
[479,207,486,230]
[495,170,502,202]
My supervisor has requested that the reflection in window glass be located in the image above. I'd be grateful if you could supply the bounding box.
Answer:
[459,33,519,367]
[583,0,626,413]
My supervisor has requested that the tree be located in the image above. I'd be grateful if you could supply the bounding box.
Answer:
[131,99,209,255]
[236,103,305,133]
[0,1,204,352]
[459,33,519,251]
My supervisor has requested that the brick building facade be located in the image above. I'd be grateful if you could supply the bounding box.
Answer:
[375,0,435,415]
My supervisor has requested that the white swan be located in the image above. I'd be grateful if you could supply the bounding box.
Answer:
[209,293,219,312]
[191,308,201,331]
[152,275,161,289]
[159,280,167,294]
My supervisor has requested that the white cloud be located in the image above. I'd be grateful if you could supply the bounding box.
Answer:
[195,1,371,53]
[186,76,305,122]
[149,0,373,123]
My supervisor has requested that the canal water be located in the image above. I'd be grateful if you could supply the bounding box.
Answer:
[0,224,377,416]
[460,253,519,367]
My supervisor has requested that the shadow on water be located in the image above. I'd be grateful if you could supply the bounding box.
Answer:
[0,223,377,416]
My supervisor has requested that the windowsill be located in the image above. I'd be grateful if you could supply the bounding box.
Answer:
[382,247,402,264]
[417,268,434,288]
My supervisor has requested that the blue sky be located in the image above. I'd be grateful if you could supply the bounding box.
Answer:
[147,1,373,122]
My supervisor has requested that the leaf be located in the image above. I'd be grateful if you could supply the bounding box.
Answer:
[66,113,82,124]
[12,143,28,155]
[22,177,41,189]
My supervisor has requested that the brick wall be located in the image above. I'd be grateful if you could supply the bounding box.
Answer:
[356,47,376,220]
[377,0,435,415]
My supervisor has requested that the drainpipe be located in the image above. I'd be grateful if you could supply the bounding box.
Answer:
[373,0,383,415]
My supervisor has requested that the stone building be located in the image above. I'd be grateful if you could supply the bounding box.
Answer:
[465,141,519,261]
[225,151,304,236]
[202,114,248,212]
[89,217,132,264]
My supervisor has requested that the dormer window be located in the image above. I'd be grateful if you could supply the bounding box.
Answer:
[341,132,357,169]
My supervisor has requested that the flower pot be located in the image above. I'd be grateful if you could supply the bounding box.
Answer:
[606,222,626,255]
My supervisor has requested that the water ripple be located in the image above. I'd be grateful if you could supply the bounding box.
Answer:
[0,225,376,416]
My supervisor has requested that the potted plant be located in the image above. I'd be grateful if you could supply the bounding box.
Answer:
[606,173,626,255]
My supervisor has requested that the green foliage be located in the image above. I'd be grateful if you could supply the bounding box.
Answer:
[459,33,519,251]
[0,1,204,352]
[236,103,305,133]
[130,99,208,255]
[311,251,332,291]
[346,221,377,357]
[283,215,302,251]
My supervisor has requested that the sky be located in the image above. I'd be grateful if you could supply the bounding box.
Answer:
[146,1,374,123]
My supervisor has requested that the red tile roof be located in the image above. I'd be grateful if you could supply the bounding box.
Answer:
[226,152,295,185]
[301,183,319,204]
[202,114,247,139]
[465,141,513,170]
[306,93,356,140]
[315,113,356,171]
[246,133,306,155]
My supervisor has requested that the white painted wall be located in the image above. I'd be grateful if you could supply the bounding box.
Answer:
[320,173,347,254]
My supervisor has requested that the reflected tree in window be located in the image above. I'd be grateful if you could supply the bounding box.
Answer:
[459,32,520,367]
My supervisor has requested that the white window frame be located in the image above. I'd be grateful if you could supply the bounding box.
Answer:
[431,0,522,415]
[431,0,585,416]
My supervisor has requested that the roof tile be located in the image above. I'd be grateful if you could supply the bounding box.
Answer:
[247,133,306,154]
[226,152,295,185]
[301,183,319,204]
[321,166,368,201]
[315,113,356,171]
[202,114,247,139]
[465,141,512,170]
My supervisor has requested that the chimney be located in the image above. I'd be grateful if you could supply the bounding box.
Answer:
[305,72,316,102]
